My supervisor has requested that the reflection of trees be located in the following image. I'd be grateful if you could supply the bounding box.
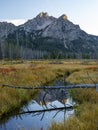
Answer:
[19,103,73,121]
[19,89,73,121]
[0,86,74,130]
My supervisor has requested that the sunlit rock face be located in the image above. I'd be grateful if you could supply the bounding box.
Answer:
[58,14,68,20]
[37,12,49,18]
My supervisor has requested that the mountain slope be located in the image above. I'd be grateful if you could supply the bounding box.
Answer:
[0,22,16,59]
[0,12,98,59]
[20,12,56,32]
[0,22,16,39]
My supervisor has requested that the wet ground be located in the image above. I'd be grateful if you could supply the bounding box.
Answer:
[0,80,75,130]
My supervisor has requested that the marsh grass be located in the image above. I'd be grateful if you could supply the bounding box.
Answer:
[0,59,98,123]
[49,88,98,130]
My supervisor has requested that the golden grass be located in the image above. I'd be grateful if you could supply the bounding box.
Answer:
[70,88,98,104]
[49,89,98,130]
[0,59,98,120]
[67,67,98,84]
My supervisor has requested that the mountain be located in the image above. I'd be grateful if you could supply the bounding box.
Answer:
[0,22,16,39]
[20,12,56,32]
[0,12,98,59]
[0,22,16,59]
[40,14,98,55]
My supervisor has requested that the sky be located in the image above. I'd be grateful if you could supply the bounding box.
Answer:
[0,0,98,35]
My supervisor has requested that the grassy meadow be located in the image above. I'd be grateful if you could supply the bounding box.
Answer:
[49,88,98,130]
[0,59,98,130]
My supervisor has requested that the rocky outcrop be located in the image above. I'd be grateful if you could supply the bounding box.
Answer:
[0,22,16,39]
[20,12,56,32]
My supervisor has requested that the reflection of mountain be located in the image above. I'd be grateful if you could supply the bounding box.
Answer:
[35,89,68,106]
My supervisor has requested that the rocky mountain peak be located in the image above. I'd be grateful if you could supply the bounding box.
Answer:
[21,12,56,32]
[37,12,49,18]
[58,14,68,20]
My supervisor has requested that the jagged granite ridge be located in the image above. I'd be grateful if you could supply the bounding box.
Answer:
[0,12,98,59]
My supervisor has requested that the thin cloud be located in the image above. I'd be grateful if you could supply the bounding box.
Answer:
[2,19,27,26]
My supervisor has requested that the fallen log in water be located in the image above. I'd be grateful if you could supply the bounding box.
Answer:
[19,105,73,115]
[2,84,98,90]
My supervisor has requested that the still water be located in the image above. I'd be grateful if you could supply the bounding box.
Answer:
[0,87,75,130]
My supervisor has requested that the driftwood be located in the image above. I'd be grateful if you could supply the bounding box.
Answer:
[2,84,98,90]
[19,105,73,115]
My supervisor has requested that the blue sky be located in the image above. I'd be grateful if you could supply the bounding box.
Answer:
[0,0,98,35]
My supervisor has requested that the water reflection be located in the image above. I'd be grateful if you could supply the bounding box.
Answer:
[36,88,68,105]
[0,88,75,130]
